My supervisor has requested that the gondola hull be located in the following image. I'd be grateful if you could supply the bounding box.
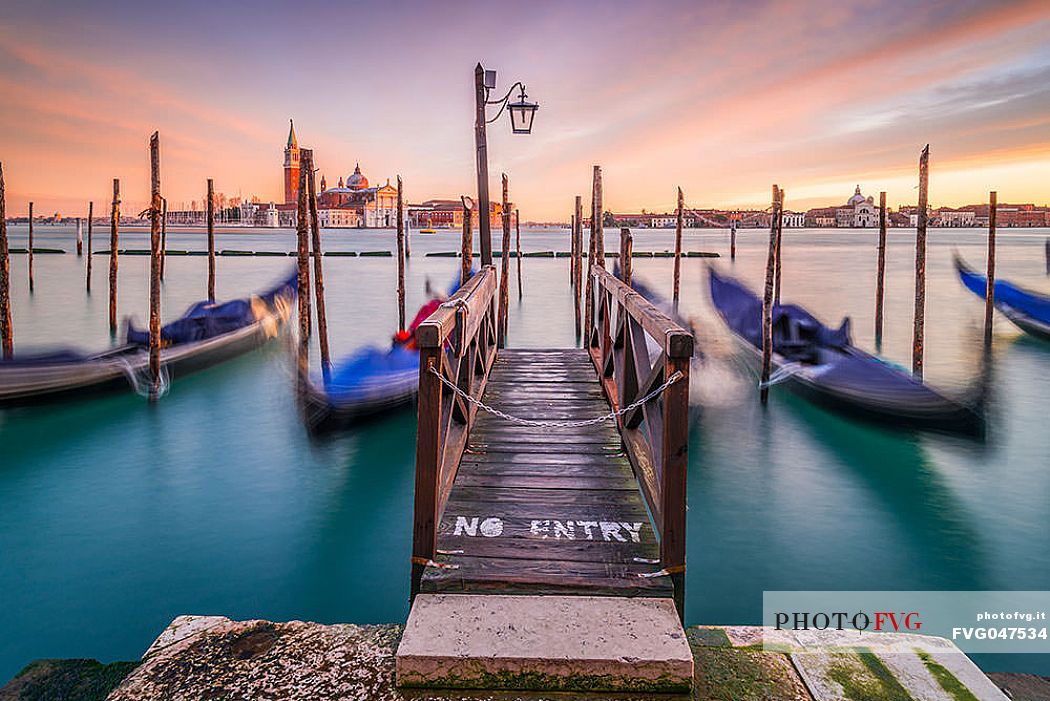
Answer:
[709,269,981,435]
[299,346,420,434]
[956,256,1050,343]
[0,280,294,407]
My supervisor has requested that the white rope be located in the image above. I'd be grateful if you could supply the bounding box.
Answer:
[108,355,171,399]
[758,362,801,389]
[429,367,683,428]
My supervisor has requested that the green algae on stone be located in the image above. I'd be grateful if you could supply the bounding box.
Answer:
[827,651,913,701]
[691,647,808,701]
[687,626,731,648]
[916,651,979,701]
[1,659,139,701]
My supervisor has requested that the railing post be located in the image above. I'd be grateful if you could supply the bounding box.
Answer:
[661,334,692,622]
[411,341,442,601]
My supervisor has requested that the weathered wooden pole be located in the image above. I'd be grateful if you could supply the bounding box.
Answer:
[160,197,167,282]
[396,174,406,331]
[874,191,887,348]
[206,178,215,301]
[1045,237,1049,275]
[474,63,493,266]
[673,187,683,309]
[75,217,83,256]
[148,132,163,401]
[304,150,331,378]
[568,214,575,283]
[984,191,997,347]
[86,202,93,293]
[295,152,312,376]
[515,208,523,300]
[460,196,473,286]
[774,187,784,305]
[583,191,596,340]
[620,227,633,285]
[0,163,11,359]
[912,145,929,378]
[497,173,511,347]
[27,201,34,293]
[592,166,605,267]
[573,197,583,339]
[108,179,120,335]
[760,184,780,405]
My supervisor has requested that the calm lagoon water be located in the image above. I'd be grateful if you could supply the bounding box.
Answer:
[1,223,1049,680]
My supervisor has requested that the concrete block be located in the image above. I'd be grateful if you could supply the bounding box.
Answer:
[395,594,693,693]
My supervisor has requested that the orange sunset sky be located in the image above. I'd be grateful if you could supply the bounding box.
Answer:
[1,0,1049,220]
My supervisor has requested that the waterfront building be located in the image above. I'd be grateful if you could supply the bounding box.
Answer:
[934,207,976,227]
[836,186,879,227]
[782,210,805,228]
[409,199,514,230]
[805,207,838,227]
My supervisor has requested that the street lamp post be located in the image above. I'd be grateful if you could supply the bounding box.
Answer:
[473,62,538,267]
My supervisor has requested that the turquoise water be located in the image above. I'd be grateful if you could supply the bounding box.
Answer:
[1,224,1049,680]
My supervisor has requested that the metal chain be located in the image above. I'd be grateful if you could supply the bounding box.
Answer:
[429,367,683,428]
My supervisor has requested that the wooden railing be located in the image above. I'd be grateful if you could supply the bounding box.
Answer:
[586,266,693,616]
[411,265,499,597]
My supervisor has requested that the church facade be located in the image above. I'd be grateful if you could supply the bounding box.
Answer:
[836,185,880,228]
[281,121,401,228]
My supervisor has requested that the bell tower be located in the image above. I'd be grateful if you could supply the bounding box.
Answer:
[283,119,300,205]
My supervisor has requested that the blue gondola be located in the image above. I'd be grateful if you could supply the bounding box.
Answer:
[955,255,1050,342]
[0,271,298,406]
[708,268,981,435]
[299,275,463,433]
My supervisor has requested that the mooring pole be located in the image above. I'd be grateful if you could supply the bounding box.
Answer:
[460,196,473,286]
[875,191,887,349]
[573,197,583,339]
[1045,237,1049,276]
[76,217,83,256]
[620,227,633,285]
[592,166,605,267]
[760,184,780,405]
[86,202,93,293]
[27,201,34,293]
[583,190,596,340]
[295,153,312,383]
[515,208,523,300]
[396,174,406,331]
[730,221,737,261]
[474,63,493,266]
[984,191,997,348]
[109,178,120,336]
[569,214,575,284]
[774,187,784,305]
[498,173,511,347]
[160,197,167,282]
[207,179,215,301]
[306,151,331,377]
[0,163,11,359]
[148,132,163,401]
[912,145,929,378]
[673,187,683,309]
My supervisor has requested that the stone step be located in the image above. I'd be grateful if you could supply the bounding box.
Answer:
[395,593,693,693]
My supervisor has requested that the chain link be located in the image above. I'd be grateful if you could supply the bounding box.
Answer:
[429,366,683,428]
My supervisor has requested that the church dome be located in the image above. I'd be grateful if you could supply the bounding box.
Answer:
[847,185,866,206]
[347,163,369,190]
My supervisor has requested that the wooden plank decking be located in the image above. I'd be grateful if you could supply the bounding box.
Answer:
[421,348,672,598]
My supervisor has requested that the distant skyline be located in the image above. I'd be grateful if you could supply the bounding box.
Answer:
[1,0,1049,220]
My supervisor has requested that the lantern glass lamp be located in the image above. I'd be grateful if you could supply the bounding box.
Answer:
[508,86,538,134]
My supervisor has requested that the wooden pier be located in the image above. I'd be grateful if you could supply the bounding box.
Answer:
[400,263,694,691]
